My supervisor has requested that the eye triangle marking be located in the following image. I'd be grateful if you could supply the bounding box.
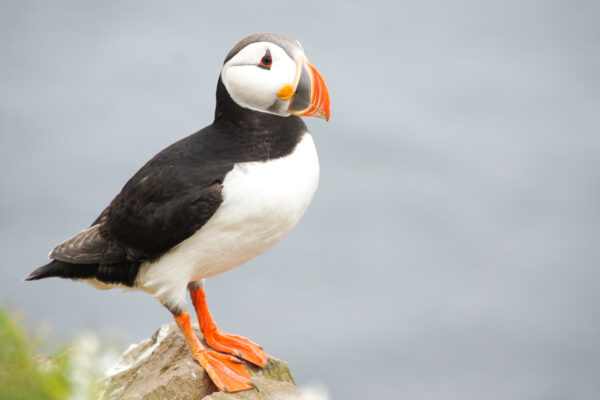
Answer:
[257,49,272,70]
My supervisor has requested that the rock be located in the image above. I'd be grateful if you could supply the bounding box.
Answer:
[100,323,307,400]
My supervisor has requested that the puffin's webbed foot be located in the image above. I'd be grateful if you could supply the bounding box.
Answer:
[174,312,252,392]
[203,326,268,368]
[189,283,269,368]
[192,347,252,392]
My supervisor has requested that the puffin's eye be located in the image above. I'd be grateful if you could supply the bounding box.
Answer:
[258,49,272,70]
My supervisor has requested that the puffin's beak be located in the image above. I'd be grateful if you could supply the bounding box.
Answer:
[287,56,330,121]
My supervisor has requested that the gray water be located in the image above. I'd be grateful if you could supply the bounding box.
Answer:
[2,1,600,399]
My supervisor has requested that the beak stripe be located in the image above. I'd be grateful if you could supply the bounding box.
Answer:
[288,58,330,121]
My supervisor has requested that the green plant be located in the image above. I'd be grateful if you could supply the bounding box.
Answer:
[0,309,72,400]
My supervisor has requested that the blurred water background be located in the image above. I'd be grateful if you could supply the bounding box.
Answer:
[1,1,599,399]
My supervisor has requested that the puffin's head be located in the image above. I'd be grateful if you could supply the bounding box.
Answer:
[221,33,330,121]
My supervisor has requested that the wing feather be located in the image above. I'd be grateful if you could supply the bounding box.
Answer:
[50,225,106,264]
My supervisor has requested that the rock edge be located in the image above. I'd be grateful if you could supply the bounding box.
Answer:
[100,323,305,400]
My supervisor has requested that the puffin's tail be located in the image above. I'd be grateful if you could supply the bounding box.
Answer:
[25,260,98,281]
[25,260,140,286]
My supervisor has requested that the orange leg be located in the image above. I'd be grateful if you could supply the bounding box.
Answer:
[189,285,269,368]
[174,312,252,392]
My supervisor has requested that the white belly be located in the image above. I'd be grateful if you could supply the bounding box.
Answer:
[135,133,319,307]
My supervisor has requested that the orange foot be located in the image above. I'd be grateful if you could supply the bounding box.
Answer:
[190,285,269,368]
[193,348,252,392]
[174,312,252,392]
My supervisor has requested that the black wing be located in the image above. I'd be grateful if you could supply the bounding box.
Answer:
[27,127,234,285]
[99,163,228,260]
[90,126,235,262]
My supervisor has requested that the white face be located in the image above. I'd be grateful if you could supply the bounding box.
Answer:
[221,41,299,116]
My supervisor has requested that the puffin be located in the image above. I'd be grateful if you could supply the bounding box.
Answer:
[26,33,330,393]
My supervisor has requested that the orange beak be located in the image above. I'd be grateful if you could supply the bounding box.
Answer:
[288,56,330,121]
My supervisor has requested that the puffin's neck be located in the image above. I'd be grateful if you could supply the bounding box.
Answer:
[213,77,302,132]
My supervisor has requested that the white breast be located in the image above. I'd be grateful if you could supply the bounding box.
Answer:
[135,132,319,308]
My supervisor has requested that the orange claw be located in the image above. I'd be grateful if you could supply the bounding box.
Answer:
[174,312,252,392]
[190,286,269,368]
